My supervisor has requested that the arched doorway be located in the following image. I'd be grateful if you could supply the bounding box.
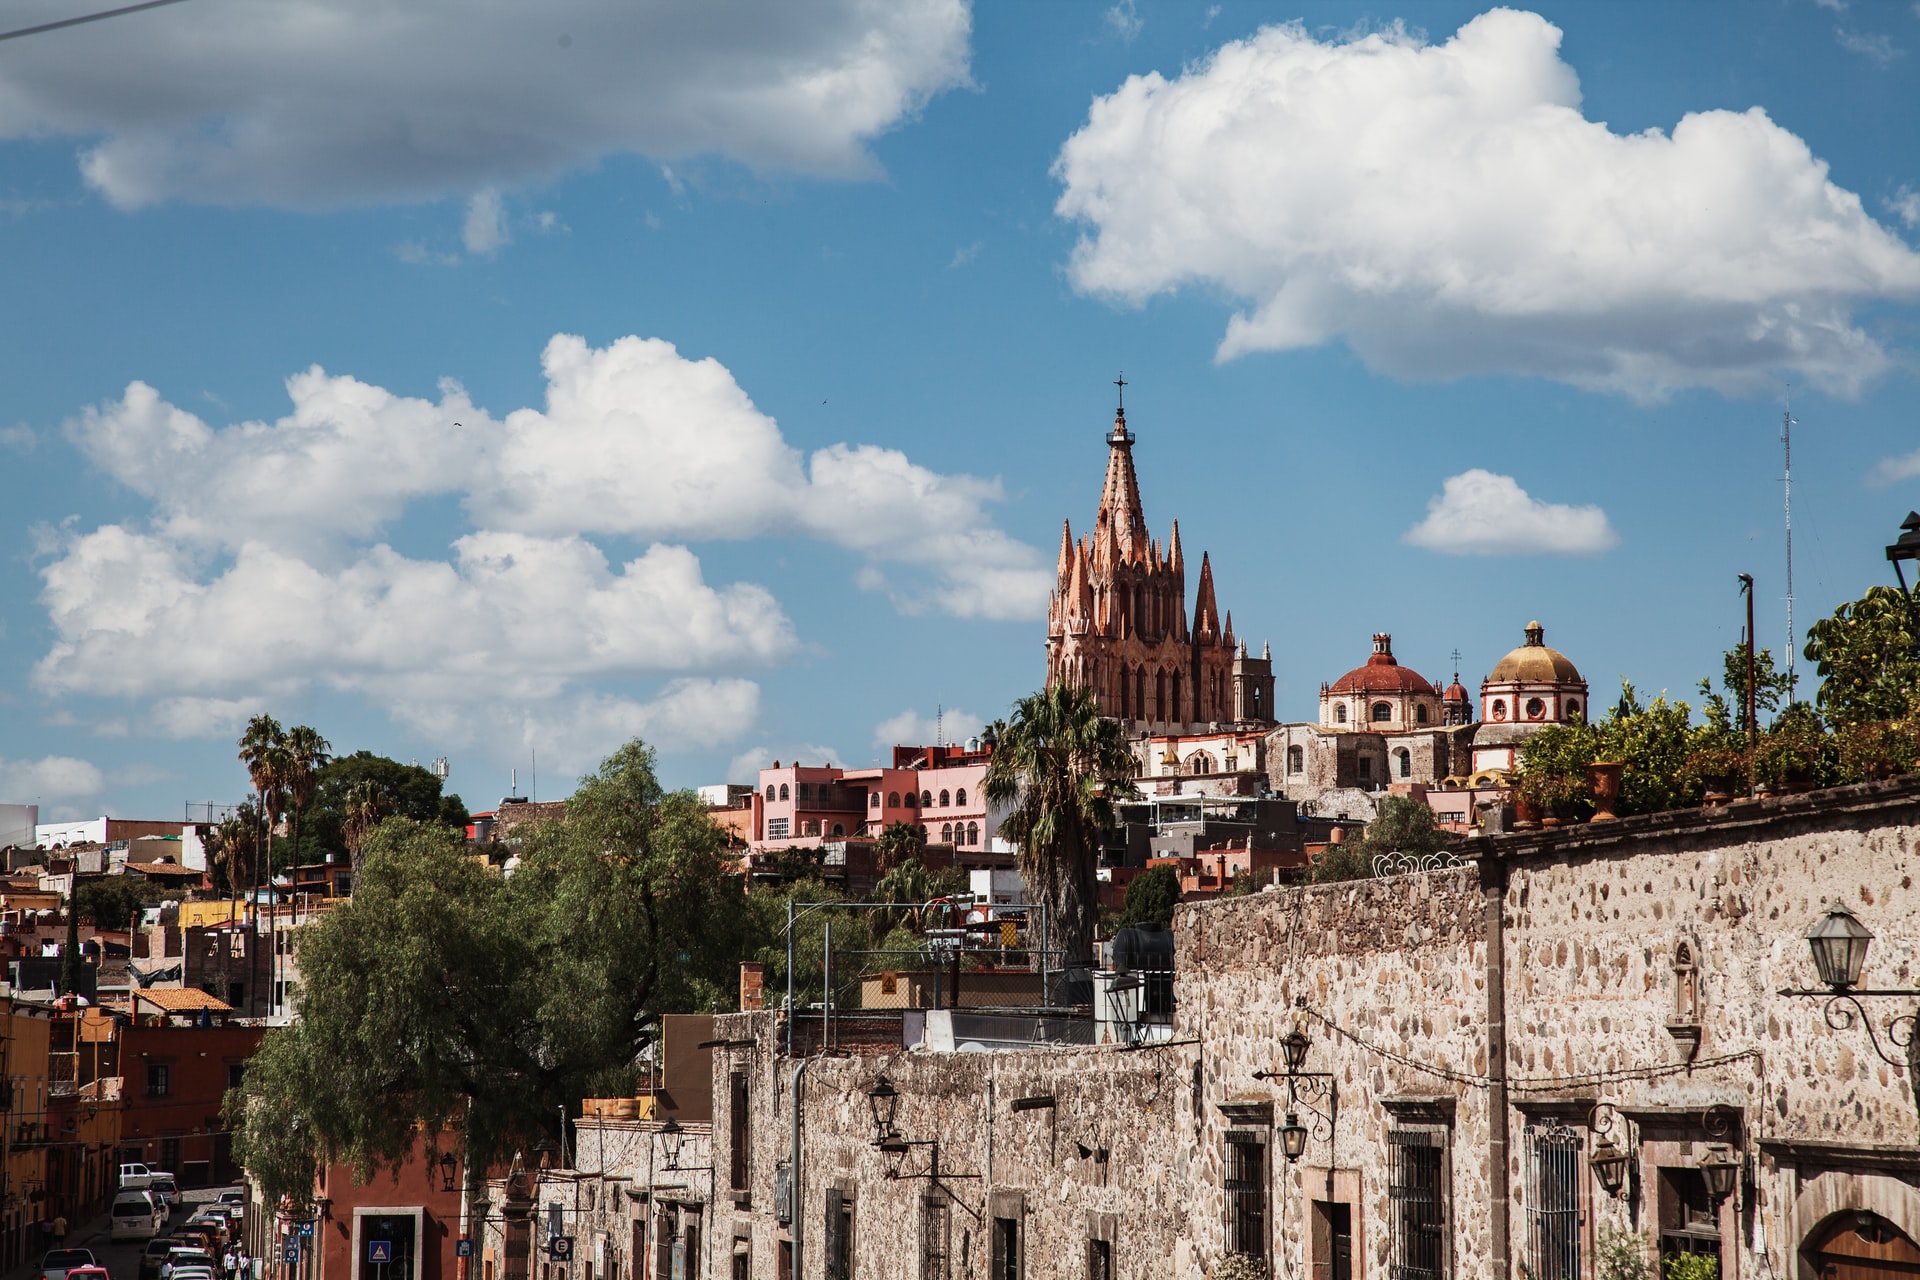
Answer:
[1805,1211,1920,1277]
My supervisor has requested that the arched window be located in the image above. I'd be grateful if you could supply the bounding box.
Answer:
[779,783,790,801]
[939,790,950,807]
[1565,700,1582,721]
[966,822,979,845]
[921,790,933,808]
[1396,748,1411,779]
[1171,673,1183,722]
[888,791,901,808]
[954,788,967,806]
[1134,668,1146,719]
[1188,753,1215,776]
[765,785,775,802]
[905,791,918,808]
[1371,702,1392,723]
[1491,700,1508,722]
[869,793,880,809]
[1525,697,1546,721]
[941,823,953,843]
[1288,745,1303,774]
[1155,669,1167,720]
[1415,704,1430,725]
[831,823,845,837]
[1335,704,1348,724]
[917,824,927,837]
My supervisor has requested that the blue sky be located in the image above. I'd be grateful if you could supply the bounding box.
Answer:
[3,0,1920,820]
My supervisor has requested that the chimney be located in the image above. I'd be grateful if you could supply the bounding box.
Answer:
[739,961,765,1011]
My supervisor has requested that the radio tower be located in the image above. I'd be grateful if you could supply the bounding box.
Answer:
[1783,398,1798,700]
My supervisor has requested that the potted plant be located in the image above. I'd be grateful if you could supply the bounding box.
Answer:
[1587,761,1625,822]
[1518,771,1590,827]
[1684,745,1748,807]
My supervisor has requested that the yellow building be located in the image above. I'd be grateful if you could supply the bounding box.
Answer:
[0,998,52,1271]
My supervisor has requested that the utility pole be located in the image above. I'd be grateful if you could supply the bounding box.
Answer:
[1739,574,1757,794]
[1782,403,1798,700]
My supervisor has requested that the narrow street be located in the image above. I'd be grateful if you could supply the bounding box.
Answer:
[17,1188,245,1280]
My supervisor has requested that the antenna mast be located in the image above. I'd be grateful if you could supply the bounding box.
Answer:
[1783,399,1797,700]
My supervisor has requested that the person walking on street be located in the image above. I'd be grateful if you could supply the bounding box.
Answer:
[225,1246,239,1277]
[50,1215,67,1247]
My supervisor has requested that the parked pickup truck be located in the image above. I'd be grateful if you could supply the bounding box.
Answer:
[39,1249,97,1280]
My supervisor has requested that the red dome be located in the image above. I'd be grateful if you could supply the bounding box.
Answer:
[1326,634,1437,697]
[1444,681,1470,701]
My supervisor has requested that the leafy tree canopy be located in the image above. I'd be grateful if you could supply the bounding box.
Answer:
[226,739,739,1195]
[74,877,170,931]
[1309,795,1452,883]
[296,751,469,862]
[1118,865,1180,928]
[1804,585,1920,729]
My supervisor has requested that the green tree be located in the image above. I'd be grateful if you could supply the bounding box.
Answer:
[224,739,748,1195]
[1594,683,1709,815]
[74,877,167,932]
[872,821,927,875]
[299,751,469,865]
[207,810,259,900]
[238,714,287,889]
[224,1029,323,1208]
[1310,795,1453,883]
[982,683,1139,966]
[283,725,332,871]
[1118,865,1180,928]
[1697,641,1794,730]
[1803,586,1920,729]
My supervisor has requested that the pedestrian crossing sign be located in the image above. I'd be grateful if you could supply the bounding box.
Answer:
[368,1241,393,1264]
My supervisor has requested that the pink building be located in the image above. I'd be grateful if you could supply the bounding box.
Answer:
[749,743,998,853]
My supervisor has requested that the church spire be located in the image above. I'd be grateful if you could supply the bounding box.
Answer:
[1094,373,1147,562]
[1056,519,1074,581]
[1194,552,1220,643]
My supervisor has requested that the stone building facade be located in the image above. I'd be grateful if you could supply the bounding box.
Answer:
[538,776,1920,1279]
[1045,395,1274,733]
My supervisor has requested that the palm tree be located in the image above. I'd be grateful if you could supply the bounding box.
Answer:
[209,814,257,899]
[981,682,1138,968]
[343,780,393,889]
[871,820,926,876]
[283,725,332,866]
[238,714,286,878]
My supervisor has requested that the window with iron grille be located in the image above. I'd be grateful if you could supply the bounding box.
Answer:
[1223,1130,1269,1265]
[729,1073,750,1190]
[1388,1128,1447,1280]
[990,1216,1020,1280]
[1523,1124,1584,1280]
[1087,1239,1112,1280]
[920,1197,950,1280]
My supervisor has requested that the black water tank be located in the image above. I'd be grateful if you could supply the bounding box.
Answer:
[1111,923,1174,1016]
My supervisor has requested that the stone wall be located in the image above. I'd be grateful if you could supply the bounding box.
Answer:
[651,777,1920,1279]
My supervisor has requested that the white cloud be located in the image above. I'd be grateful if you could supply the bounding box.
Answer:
[148,696,259,739]
[873,706,984,750]
[462,189,510,256]
[1871,449,1920,485]
[1104,1,1143,42]
[1054,9,1920,402]
[0,755,105,803]
[726,742,846,785]
[1403,469,1618,556]
[948,240,983,269]
[5,0,971,211]
[34,527,792,719]
[68,334,1050,619]
[1815,0,1847,10]
[1836,29,1903,64]
[1890,186,1920,230]
[0,424,34,452]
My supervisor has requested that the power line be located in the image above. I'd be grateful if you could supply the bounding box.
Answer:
[0,0,194,45]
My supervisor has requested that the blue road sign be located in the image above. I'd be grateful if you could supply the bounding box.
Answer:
[368,1241,393,1264]
[282,1245,298,1265]
[296,1222,316,1238]
[455,1241,474,1259]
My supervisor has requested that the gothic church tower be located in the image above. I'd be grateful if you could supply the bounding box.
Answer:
[1045,387,1271,730]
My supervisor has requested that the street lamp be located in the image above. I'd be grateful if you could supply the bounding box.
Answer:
[1779,907,1920,1099]
[1279,1113,1308,1163]
[1253,1017,1337,1171]
[1807,906,1874,991]
[1588,1137,1630,1199]
[1701,1146,1739,1204]
[1887,512,1920,647]
[866,1075,900,1142]
[659,1117,686,1170]
[438,1151,459,1193]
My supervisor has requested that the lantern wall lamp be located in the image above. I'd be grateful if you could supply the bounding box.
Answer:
[1253,1015,1338,1171]
[863,1075,980,1185]
[1778,905,1919,1079]
[1886,511,1920,654]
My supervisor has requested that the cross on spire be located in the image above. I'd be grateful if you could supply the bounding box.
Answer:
[1450,648,1462,680]
[1114,371,1127,412]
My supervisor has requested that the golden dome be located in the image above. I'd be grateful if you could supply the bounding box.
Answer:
[1486,621,1583,684]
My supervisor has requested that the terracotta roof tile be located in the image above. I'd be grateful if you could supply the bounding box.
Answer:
[134,988,233,1013]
